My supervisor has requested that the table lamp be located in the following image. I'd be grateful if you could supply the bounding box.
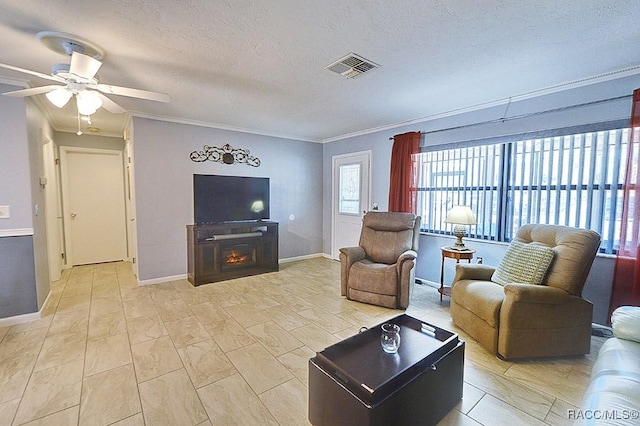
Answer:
[444,206,476,250]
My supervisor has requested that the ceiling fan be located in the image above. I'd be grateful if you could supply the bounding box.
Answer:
[0,32,170,118]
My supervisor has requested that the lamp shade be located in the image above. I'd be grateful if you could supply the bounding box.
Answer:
[445,206,477,225]
[76,90,103,115]
[45,87,72,108]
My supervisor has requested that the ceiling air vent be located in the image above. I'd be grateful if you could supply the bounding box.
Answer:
[325,53,379,79]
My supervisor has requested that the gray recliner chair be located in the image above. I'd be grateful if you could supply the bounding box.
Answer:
[339,211,420,309]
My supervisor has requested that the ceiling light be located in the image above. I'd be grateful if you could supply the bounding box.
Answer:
[76,90,102,115]
[45,87,72,108]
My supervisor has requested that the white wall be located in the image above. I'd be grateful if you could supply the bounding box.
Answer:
[131,117,324,282]
[323,74,640,325]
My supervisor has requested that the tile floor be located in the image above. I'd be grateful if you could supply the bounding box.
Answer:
[0,258,605,425]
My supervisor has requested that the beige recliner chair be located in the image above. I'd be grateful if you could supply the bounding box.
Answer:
[450,224,601,359]
[339,211,420,309]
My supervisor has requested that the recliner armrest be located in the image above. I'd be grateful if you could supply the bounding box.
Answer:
[339,246,366,264]
[395,250,417,273]
[503,283,570,304]
[397,249,417,263]
[452,263,496,283]
[339,246,366,296]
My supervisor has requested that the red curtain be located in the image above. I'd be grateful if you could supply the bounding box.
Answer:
[609,88,640,317]
[388,131,420,213]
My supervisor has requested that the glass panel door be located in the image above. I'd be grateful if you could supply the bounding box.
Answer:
[339,163,361,214]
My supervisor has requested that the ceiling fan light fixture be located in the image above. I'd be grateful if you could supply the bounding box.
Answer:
[76,90,102,115]
[45,87,72,108]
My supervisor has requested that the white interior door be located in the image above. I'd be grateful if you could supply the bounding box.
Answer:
[61,147,128,266]
[332,151,371,259]
[124,136,138,276]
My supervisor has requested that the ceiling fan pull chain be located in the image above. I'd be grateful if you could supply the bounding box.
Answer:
[76,111,82,136]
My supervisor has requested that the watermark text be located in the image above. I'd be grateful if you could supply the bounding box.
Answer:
[568,409,640,421]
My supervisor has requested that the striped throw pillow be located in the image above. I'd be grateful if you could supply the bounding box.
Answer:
[491,240,555,286]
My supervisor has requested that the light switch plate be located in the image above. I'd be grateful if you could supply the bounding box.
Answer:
[0,205,10,219]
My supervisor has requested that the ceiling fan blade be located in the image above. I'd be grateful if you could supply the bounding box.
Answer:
[2,85,63,97]
[92,83,170,103]
[96,93,126,114]
[0,62,64,83]
[69,51,102,81]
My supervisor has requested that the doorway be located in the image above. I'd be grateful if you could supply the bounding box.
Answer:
[331,151,371,259]
[60,147,128,266]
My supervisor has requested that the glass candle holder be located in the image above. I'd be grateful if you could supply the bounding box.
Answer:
[380,323,401,353]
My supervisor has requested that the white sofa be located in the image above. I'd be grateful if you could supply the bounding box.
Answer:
[576,307,640,425]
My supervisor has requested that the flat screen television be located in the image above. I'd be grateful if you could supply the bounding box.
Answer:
[193,174,270,224]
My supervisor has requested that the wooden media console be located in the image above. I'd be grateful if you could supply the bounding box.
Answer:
[186,221,279,286]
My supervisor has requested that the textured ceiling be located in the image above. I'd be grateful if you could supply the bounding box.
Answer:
[0,0,639,141]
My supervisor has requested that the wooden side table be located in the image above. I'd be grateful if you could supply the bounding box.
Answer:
[439,246,475,301]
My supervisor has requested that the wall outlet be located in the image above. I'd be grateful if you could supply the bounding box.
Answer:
[0,205,10,219]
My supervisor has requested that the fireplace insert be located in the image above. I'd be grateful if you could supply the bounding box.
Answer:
[222,242,257,270]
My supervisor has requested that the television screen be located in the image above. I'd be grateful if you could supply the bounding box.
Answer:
[194,174,270,224]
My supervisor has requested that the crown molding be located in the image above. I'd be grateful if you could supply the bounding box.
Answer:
[130,111,320,143]
[322,64,640,143]
[0,76,29,87]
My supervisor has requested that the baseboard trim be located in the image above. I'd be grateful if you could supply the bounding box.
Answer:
[39,290,55,315]
[136,253,328,285]
[415,277,439,288]
[0,311,41,327]
[279,253,325,264]
[138,273,188,286]
[0,288,64,326]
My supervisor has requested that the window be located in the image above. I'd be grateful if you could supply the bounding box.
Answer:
[415,126,630,253]
[339,163,361,214]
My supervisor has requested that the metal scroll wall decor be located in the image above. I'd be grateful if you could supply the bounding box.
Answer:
[189,143,261,167]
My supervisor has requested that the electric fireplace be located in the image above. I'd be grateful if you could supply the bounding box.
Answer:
[186,221,279,286]
[222,242,257,270]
